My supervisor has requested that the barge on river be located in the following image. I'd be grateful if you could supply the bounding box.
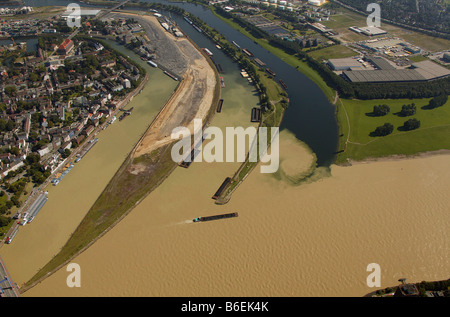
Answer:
[193,212,238,223]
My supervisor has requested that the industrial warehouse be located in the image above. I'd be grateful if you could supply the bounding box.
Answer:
[329,56,450,83]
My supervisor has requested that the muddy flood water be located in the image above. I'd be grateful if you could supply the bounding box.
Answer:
[16,64,450,296]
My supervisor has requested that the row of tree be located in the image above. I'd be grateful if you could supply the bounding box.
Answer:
[371,118,421,136]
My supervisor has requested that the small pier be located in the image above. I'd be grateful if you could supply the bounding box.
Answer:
[119,106,134,121]
[212,177,231,200]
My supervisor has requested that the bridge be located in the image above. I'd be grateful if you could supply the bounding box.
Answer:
[0,254,20,297]
[96,0,132,20]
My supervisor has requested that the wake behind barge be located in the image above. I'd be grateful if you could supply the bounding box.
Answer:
[193,212,238,223]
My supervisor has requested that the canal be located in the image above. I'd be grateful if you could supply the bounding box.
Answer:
[140,0,339,167]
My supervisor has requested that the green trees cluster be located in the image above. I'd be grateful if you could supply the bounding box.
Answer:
[417,279,450,296]
[371,123,394,136]
[427,94,448,109]
[0,119,16,132]
[399,104,417,117]
[402,118,421,131]
[372,104,390,116]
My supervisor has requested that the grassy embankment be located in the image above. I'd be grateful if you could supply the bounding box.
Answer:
[335,98,450,163]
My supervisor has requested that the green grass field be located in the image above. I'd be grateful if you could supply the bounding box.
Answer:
[307,44,358,62]
[336,97,450,162]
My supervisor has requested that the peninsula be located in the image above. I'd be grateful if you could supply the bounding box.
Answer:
[21,11,220,291]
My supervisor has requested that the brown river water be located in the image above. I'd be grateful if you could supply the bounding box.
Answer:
[1,44,449,297]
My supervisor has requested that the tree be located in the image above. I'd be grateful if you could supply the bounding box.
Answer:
[400,104,416,116]
[402,118,421,131]
[5,86,16,97]
[427,94,448,109]
[0,215,11,227]
[373,104,390,116]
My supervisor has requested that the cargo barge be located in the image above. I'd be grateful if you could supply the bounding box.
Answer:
[220,76,225,88]
[75,137,99,163]
[26,192,48,223]
[212,177,231,200]
[184,16,193,25]
[251,107,261,122]
[279,79,288,90]
[216,99,224,113]
[164,70,178,81]
[192,24,202,33]
[242,48,254,57]
[5,226,18,244]
[119,107,134,121]
[179,133,207,168]
[253,58,266,67]
[193,212,238,223]
[232,41,240,49]
[266,68,276,77]
[52,162,75,186]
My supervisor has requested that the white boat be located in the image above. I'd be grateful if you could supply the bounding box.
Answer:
[202,48,213,56]
[147,60,158,68]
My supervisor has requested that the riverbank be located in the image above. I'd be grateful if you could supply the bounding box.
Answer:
[335,97,450,164]
[22,138,450,297]
[20,10,220,292]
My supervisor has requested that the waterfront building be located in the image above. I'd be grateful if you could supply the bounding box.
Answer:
[58,39,74,56]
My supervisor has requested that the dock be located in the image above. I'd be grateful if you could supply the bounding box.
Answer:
[212,177,231,200]
[251,107,261,122]
[51,162,75,186]
[193,212,238,223]
[77,137,99,161]
[24,192,48,223]
[216,99,224,113]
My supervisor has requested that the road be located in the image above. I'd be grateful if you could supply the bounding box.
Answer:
[0,254,20,297]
